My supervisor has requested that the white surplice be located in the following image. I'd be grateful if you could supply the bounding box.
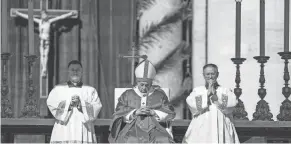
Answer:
[183,86,240,143]
[47,84,102,143]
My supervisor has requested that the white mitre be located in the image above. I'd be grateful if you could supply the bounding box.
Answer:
[135,60,156,82]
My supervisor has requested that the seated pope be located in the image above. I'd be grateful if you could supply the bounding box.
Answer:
[108,60,176,143]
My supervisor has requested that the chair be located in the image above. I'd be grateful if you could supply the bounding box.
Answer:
[114,88,173,138]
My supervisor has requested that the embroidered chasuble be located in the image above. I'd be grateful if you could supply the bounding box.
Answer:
[47,82,102,143]
[108,87,176,143]
[183,86,240,143]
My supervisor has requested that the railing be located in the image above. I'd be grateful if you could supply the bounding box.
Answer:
[2,118,291,143]
[2,118,291,127]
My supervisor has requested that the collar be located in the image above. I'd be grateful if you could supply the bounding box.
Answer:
[133,87,155,97]
[67,81,83,88]
[205,82,220,90]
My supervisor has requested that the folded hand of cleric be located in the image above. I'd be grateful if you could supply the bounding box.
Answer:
[135,107,155,116]
[69,95,82,112]
[207,81,218,102]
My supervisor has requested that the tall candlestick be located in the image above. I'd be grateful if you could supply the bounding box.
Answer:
[235,1,241,58]
[2,0,8,52]
[28,0,35,54]
[260,0,265,56]
[130,0,137,86]
[253,56,273,121]
[276,0,291,122]
[284,0,290,52]
[0,0,2,53]
[231,57,248,120]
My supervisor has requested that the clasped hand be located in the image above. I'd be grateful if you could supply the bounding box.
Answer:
[70,95,81,110]
[207,81,218,103]
[134,107,155,116]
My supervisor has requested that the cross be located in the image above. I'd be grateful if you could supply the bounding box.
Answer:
[119,44,147,86]
[11,0,78,77]
[10,0,78,118]
[10,0,78,19]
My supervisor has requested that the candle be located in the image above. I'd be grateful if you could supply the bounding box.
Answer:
[28,0,35,55]
[284,0,290,52]
[2,0,8,53]
[0,0,2,53]
[260,0,265,56]
[235,1,241,58]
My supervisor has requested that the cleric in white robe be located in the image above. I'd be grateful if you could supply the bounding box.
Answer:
[47,60,102,143]
[183,63,240,143]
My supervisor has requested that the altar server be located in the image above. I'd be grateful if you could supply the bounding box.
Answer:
[47,60,102,143]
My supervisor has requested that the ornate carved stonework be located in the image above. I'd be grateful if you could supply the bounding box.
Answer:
[253,99,273,121]
[277,52,291,121]
[231,58,248,120]
[1,53,13,118]
[277,99,291,121]
[233,99,248,120]
[21,55,40,118]
[253,56,273,121]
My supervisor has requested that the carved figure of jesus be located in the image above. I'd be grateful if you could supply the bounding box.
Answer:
[13,10,77,78]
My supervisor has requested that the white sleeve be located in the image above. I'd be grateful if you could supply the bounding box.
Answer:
[123,109,136,123]
[153,110,168,121]
[186,89,200,115]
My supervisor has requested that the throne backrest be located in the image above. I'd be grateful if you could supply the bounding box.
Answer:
[114,88,170,110]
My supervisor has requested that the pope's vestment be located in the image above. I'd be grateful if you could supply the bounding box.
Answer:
[108,87,175,143]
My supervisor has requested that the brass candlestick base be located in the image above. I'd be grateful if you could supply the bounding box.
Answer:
[277,52,291,121]
[231,58,248,120]
[252,56,273,121]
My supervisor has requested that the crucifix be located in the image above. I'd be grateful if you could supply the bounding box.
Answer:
[119,0,148,86]
[11,0,78,78]
[119,45,147,86]
[118,0,146,86]
[10,0,78,117]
